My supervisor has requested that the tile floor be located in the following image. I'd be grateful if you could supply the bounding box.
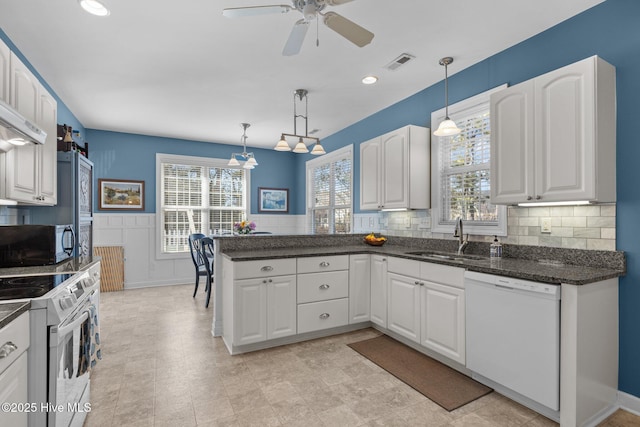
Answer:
[84,284,638,427]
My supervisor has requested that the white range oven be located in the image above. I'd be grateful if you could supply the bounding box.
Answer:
[0,262,100,427]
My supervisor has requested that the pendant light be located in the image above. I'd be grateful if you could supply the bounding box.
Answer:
[433,57,461,137]
[274,89,325,155]
[228,123,258,169]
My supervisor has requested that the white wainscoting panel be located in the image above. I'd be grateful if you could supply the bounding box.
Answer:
[94,213,192,289]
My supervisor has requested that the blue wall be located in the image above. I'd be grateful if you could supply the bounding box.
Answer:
[3,0,640,398]
[86,130,299,215]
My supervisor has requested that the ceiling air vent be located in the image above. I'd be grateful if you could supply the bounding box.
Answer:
[385,53,416,71]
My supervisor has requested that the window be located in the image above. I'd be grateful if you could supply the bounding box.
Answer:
[431,86,507,236]
[157,153,250,255]
[306,145,353,234]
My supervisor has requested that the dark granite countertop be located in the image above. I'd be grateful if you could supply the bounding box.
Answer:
[0,256,101,278]
[0,301,30,330]
[220,241,624,286]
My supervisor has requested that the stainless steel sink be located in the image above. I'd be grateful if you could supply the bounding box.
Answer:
[405,251,487,262]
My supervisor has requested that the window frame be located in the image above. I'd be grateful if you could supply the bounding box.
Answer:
[305,145,354,234]
[155,153,251,260]
[430,85,508,236]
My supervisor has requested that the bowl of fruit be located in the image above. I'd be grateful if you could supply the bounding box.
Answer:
[364,233,387,246]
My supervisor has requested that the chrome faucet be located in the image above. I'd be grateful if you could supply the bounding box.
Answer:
[454,217,469,255]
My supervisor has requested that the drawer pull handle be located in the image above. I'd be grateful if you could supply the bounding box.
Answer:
[319,284,330,290]
[0,341,18,359]
[319,262,330,268]
[260,266,273,272]
[319,313,330,320]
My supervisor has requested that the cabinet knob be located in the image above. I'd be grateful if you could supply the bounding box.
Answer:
[414,281,420,285]
[0,341,18,359]
[260,266,273,272]
[319,313,330,320]
[319,261,330,268]
[535,195,542,200]
[319,284,330,290]
[527,196,533,200]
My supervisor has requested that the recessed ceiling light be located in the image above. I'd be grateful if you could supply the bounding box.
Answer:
[79,0,110,17]
[362,75,378,85]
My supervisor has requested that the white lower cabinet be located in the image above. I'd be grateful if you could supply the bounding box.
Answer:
[370,255,388,327]
[420,281,465,364]
[0,312,29,427]
[349,254,370,323]
[234,275,297,345]
[387,272,421,343]
[386,257,466,364]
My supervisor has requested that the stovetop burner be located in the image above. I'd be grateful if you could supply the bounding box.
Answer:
[0,274,74,300]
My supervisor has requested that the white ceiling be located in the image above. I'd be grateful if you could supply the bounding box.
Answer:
[0,0,603,150]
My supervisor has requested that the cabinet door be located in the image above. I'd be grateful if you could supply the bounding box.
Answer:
[360,138,381,210]
[349,254,370,324]
[37,88,57,204]
[421,281,465,364]
[490,81,535,204]
[387,272,420,343]
[0,39,9,103]
[535,58,595,202]
[234,279,267,345]
[370,255,387,327]
[0,352,28,427]
[267,275,297,340]
[78,156,93,218]
[6,54,39,203]
[381,129,409,209]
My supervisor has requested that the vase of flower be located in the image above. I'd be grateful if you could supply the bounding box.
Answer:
[234,220,256,235]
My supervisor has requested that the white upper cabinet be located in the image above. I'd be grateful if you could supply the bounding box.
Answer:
[1,50,58,205]
[0,39,9,103]
[360,125,430,210]
[491,56,616,205]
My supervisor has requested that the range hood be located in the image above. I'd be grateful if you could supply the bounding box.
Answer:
[0,99,47,152]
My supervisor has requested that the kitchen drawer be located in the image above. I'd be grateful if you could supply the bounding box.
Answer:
[0,312,29,376]
[298,298,349,334]
[297,271,349,304]
[297,255,349,274]
[420,262,465,289]
[234,258,296,280]
[387,256,420,277]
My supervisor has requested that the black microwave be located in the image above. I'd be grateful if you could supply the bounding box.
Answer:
[0,225,75,267]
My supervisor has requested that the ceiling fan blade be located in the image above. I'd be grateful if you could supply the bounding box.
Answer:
[222,5,292,18]
[322,0,357,5]
[323,11,374,47]
[282,19,310,56]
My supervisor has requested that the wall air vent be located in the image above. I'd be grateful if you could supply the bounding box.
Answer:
[384,53,416,71]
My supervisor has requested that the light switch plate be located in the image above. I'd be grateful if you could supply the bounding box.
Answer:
[541,217,552,233]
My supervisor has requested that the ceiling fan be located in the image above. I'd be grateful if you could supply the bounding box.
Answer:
[222,0,374,56]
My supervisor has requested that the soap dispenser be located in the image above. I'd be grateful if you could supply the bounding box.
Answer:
[490,236,502,258]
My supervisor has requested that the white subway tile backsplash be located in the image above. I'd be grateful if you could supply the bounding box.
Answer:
[561,216,587,228]
[587,216,616,228]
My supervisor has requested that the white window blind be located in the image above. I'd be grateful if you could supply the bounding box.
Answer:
[158,154,248,254]
[431,86,507,236]
[307,146,353,234]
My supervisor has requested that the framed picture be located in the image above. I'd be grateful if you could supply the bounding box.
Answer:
[258,187,289,213]
[98,179,145,210]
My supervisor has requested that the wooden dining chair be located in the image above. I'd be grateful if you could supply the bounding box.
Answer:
[200,237,214,308]
[188,233,209,301]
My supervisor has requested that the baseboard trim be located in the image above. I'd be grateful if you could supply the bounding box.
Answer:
[618,390,640,416]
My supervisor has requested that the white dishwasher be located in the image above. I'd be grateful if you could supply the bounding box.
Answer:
[465,271,561,415]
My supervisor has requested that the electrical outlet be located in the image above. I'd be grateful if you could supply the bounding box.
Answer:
[541,217,552,233]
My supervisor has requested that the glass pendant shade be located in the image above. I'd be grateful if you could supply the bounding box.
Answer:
[293,139,309,153]
[274,136,291,151]
[434,118,461,137]
[243,163,254,169]
[245,156,258,166]
[310,142,326,155]
[228,156,240,166]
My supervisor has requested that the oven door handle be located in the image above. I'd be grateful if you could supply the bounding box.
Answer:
[52,311,89,346]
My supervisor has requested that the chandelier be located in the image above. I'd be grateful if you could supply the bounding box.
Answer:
[228,123,258,169]
[273,89,326,155]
